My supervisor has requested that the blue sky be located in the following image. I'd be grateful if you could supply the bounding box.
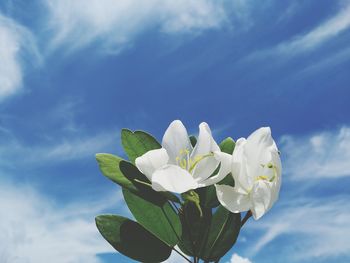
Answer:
[1,0,350,262]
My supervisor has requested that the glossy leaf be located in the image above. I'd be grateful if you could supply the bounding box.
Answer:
[121,129,161,163]
[200,206,241,261]
[96,215,171,262]
[189,135,197,147]
[95,153,138,192]
[123,188,182,247]
[178,202,212,257]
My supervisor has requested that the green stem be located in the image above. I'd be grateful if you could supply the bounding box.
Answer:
[241,210,252,227]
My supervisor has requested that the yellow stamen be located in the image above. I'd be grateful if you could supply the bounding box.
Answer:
[256,175,269,181]
[189,153,214,173]
[256,163,278,182]
[180,159,187,169]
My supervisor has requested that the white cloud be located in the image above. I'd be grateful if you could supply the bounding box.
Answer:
[227,253,252,263]
[280,126,350,179]
[163,246,189,263]
[0,129,119,167]
[244,1,350,61]
[277,1,350,53]
[250,197,350,259]
[0,14,40,100]
[44,0,250,53]
[300,46,350,74]
[0,181,122,263]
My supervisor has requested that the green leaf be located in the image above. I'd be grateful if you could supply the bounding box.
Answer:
[123,188,182,247]
[96,215,171,262]
[197,186,220,208]
[201,206,241,261]
[121,129,161,163]
[95,153,138,192]
[178,202,212,257]
[189,135,197,147]
[219,137,235,155]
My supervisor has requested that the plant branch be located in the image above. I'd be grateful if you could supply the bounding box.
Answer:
[241,210,252,227]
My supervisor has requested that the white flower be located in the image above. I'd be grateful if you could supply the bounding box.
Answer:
[215,127,282,220]
[135,120,232,194]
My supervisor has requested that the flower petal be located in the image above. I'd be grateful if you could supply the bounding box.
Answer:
[151,165,198,193]
[232,138,252,192]
[244,127,275,175]
[191,122,220,180]
[135,148,169,181]
[215,184,251,213]
[251,180,273,220]
[197,151,232,186]
[162,120,192,164]
[191,122,220,157]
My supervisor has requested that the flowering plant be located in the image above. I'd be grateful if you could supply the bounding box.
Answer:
[95,120,281,262]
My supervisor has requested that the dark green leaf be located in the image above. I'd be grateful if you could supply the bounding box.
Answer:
[217,172,235,186]
[197,185,220,208]
[96,215,171,262]
[201,206,241,261]
[178,202,212,257]
[189,135,197,147]
[95,154,138,192]
[119,160,150,185]
[121,129,161,163]
[123,188,182,247]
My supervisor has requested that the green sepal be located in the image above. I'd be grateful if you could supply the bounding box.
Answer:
[182,190,202,217]
[219,137,235,155]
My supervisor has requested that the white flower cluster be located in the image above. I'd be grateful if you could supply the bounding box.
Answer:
[136,120,282,220]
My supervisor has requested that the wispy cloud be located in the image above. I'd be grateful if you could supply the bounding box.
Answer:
[164,246,189,263]
[227,253,253,263]
[0,129,119,168]
[44,0,251,53]
[277,1,350,53]
[280,126,350,179]
[0,180,122,263]
[250,197,350,260]
[299,45,350,74]
[0,13,40,100]
[244,1,350,61]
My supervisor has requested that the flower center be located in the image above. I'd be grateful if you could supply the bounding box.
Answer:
[175,148,213,173]
[256,163,277,182]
